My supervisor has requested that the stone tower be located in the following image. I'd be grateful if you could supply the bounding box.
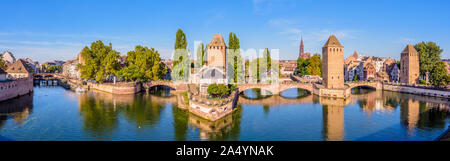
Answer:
[207,34,227,72]
[322,35,344,89]
[400,44,419,85]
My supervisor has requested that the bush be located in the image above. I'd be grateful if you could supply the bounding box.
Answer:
[419,80,427,85]
[207,84,231,98]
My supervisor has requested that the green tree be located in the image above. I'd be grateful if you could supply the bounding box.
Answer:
[296,53,322,77]
[227,32,244,84]
[207,83,231,97]
[175,29,187,50]
[78,40,121,83]
[353,73,359,81]
[296,57,309,76]
[195,42,206,68]
[307,54,322,77]
[429,61,449,87]
[415,42,443,82]
[119,45,166,81]
[0,54,7,70]
[46,65,62,73]
[172,29,190,81]
[262,48,271,70]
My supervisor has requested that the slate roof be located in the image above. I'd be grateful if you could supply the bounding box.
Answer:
[323,35,343,48]
[401,44,418,54]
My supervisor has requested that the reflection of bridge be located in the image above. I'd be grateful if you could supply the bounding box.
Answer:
[236,81,381,95]
[237,83,314,94]
[238,95,314,105]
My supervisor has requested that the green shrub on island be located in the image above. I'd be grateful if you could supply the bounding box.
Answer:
[207,84,236,98]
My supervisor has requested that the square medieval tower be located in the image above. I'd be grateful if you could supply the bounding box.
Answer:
[207,34,227,72]
[322,35,345,89]
[400,44,420,84]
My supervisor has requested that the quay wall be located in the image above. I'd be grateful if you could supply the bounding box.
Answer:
[313,86,351,99]
[0,77,33,102]
[383,84,450,99]
[88,82,142,94]
[188,89,239,121]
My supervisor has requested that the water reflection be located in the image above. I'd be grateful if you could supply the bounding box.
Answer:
[280,88,311,99]
[319,97,349,141]
[0,93,34,129]
[241,88,272,99]
[78,90,176,139]
[188,107,242,141]
[148,85,173,97]
[0,86,448,141]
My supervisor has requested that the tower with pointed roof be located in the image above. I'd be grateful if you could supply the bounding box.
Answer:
[400,44,419,84]
[207,34,227,72]
[322,35,344,89]
[300,37,304,57]
[299,37,310,59]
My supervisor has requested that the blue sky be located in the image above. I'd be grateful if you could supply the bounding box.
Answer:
[1,0,449,63]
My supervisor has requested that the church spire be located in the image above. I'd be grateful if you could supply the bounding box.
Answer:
[299,36,304,57]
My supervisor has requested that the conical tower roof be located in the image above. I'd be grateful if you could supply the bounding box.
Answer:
[401,44,418,54]
[323,35,343,48]
[352,51,358,58]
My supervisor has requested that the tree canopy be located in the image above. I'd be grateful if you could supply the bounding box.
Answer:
[78,40,121,83]
[172,29,190,82]
[415,42,443,79]
[195,42,207,68]
[414,41,448,86]
[118,45,167,81]
[227,32,244,84]
[429,61,449,87]
[297,53,322,77]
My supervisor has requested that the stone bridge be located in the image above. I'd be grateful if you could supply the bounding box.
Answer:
[143,81,188,91]
[236,81,381,95]
[345,82,381,90]
[237,83,314,95]
[33,73,61,79]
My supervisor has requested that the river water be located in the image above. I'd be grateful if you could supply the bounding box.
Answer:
[0,86,448,141]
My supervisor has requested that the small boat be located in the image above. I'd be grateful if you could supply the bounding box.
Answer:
[75,86,86,93]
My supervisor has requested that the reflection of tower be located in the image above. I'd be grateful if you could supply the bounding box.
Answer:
[320,97,346,141]
[188,111,240,141]
[322,105,344,141]
[401,100,420,130]
[322,35,344,89]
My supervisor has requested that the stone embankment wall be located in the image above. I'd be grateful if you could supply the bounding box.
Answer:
[188,89,239,121]
[88,82,141,94]
[383,84,450,99]
[312,84,351,99]
[0,77,33,102]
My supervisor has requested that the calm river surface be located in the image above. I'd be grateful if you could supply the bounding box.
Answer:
[0,86,448,141]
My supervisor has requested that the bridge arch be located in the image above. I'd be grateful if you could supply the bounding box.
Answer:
[147,84,176,90]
